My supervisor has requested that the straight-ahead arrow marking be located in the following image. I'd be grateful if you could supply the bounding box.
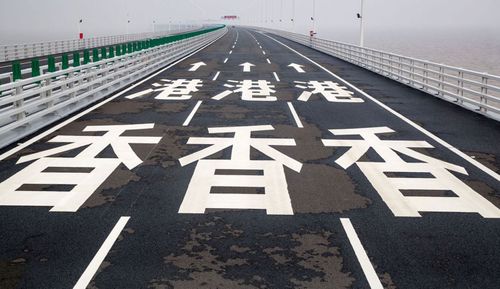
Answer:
[240,62,255,72]
[188,62,207,72]
[288,63,306,73]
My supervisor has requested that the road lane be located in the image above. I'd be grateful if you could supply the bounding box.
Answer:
[0,27,498,289]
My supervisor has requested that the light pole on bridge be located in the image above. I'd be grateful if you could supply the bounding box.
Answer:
[358,0,365,47]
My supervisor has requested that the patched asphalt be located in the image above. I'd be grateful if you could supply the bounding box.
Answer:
[0,27,499,289]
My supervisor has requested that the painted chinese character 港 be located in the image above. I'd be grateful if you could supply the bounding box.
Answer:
[213,80,277,101]
[178,125,302,215]
[126,79,203,100]
[295,80,363,102]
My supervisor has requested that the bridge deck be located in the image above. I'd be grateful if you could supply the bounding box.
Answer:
[0,27,499,289]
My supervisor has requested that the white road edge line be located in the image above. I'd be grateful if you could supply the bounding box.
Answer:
[261,32,500,182]
[340,218,384,289]
[73,216,130,289]
[183,101,203,127]
[212,71,221,81]
[273,72,280,82]
[287,102,303,128]
[224,58,229,63]
[0,29,227,162]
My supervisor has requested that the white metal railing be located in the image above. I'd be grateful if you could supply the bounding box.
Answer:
[258,28,500,121]
[0,26,227,149]
[0,25,202,62]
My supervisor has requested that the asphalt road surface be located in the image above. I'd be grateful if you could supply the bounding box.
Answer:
[0,27,499,289]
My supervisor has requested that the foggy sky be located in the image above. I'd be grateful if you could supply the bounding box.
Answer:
[1,0,499,44]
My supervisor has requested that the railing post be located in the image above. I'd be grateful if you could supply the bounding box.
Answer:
[423,63,429,90]
[14,85,26,120]
[44,78,54,108]
[456,71,464,104]
[480,76,488,113]
[437,66,444,96]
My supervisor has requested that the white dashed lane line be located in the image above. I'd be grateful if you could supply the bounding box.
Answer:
[287,102,303,128]
[223,58,229,64]
[273,72,280,82]
[341,218,384,289]
[267,58,271,64]
[73,217,131,289]
[212,71,220,81]
[183,101,203,127]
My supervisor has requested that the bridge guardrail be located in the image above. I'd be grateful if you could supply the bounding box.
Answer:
[258,28,500,122]
[0,26,202,63]
[0,25,227,149]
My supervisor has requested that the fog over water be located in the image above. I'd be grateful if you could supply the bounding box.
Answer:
[1,0,499,75]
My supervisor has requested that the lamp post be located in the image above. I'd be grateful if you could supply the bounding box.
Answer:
[312,0,316,34]
[78,19,83,40]
[358,0,365,47]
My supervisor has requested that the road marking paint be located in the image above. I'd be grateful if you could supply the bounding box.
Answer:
[266,58,271,64]
[73,216,130,289]
[188,61,206,72]
[289,63,306,73]
[240,62,255,72]
[262,51,266,55]
[259,45,262,49]
[340,218,384,289]
[212,71,221,81]
[287,102,303,128]
[183,101,203,126]
[273,72,280,82]
[232,45,235,49]
[0,30,227,162]
[229,50,233,54]
[224,58,229,63]
[261,32,500,182]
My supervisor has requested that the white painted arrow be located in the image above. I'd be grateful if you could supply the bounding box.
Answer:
[188,62,207,72]
[288,63,306,73]
[239,62,255,72]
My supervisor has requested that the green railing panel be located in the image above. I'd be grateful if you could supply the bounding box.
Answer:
[31,59,40,77]
[73,52,80,67]
[83,50,91,64]
[48,56,56,72]
[93,48,99,62]
[61,54,69,69]
[12,61,22,81]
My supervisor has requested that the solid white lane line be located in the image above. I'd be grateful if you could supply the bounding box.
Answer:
[0,32,226,162]
[340,218,384,289]
[261,32,500,182]
[224,58,229,63]
[183,101,202,126]
[287,102,303,128]
[273,72,280,82]
[73,217,130,289]
[267,58,271,64]
[212,71,221,81]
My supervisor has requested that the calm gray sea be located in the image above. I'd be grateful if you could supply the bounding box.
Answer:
[319,28,500,76]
